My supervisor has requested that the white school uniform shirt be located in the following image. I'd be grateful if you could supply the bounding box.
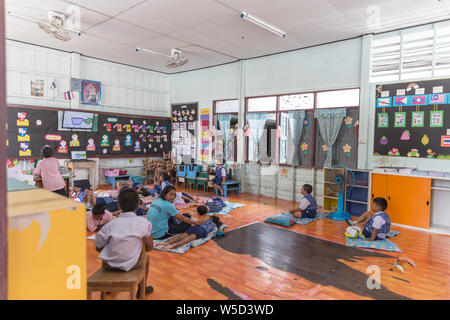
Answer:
[215,167,227,177]
[299,197,310,211]
[94,211,152,271]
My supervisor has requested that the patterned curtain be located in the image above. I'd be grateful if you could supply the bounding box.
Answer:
[287,110,305,166]
[314,108,346,167]
[217,114,232,161]
[247,113,267,161]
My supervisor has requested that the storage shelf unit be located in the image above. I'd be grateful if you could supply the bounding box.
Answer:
[346,169,370,217]
[323,167,346,213]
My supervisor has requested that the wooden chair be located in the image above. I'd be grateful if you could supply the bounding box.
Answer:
[87,240,147,300]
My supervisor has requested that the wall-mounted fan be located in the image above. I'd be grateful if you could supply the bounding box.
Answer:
[8,10,81,41]
[136,47,188,68]
[324,165,355,221]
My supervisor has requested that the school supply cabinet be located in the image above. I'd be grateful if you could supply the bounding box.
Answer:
[371,173,431,229]
[8,188,87,299]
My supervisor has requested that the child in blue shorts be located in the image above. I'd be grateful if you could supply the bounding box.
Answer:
[155,216,223,249]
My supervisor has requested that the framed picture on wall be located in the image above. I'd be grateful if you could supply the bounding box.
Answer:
[411,111,424,128]
[430,110,444,128]
[81,80,101,105]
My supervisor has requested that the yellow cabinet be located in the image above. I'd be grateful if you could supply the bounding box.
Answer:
[8,188,86,299]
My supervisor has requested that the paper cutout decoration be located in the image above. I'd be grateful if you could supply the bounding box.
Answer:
[380,136,389,145]
[125,124,131,132]
[132,124,139,133]
[343,144,352,157]
[303,118,309,128]
[36,120,42,126]
[31,79,44,97]
[114,123,123,132]
[394,112,406,128]
[107,117,118,123]
[17,112,29,126]
[139,134,147,142]
[441,135,450,147]
[406,83,419,91]
[388,148,400,156]
[134,141,141,152]
[344,116,353,128]
[113,139,121,151]
[103,149,107,154]
[140,124,147,132]
[427,149,436,158]
[301,142,308,155]
[421,134,429,146]
[70,134,80,147]
[412,111,424,127]
[407,149,420,158]
[322,144,328,153]
[19,142,31,156]
[400,130,411,141]
[86,138,96,151]
[377,113,388,128]
[280,168,287,177]
[18,128,30,142]
[232,164,237,170]
[101,134,110,147]
[57,140,68,153]
[125,135,132,146]
[430,111,443,128]
[104,123,112,132]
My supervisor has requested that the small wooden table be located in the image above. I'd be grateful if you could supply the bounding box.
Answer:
[106,175,130,189]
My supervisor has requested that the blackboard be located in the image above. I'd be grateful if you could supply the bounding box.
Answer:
[7,105,171,159]
[374,80,450,160]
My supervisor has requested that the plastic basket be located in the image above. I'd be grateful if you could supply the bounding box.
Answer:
[104,169,119,177]
[119,170,128,176]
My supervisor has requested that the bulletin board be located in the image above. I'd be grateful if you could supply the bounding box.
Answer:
[374,80,450,159]
[171,103,197,163]
[7,105,171,159]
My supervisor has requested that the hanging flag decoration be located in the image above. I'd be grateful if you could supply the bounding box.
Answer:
[50,78,56,90]
[64,90,74,100]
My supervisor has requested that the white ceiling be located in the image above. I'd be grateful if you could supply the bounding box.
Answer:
[5,0,450,74]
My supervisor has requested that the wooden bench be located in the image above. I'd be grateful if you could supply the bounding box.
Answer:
[216,180,241,197]
[87,240,147,300]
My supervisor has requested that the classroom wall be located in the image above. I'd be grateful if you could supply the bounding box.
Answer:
[170,38,363,202]
[5,40,170,184]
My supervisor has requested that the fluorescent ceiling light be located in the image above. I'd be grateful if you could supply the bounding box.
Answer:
[240,11,286,38]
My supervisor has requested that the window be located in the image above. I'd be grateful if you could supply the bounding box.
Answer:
[316,89,360,109]
[245,89,360,168]
[213,99,239,162]
[370,22,450,82]
[247,96,277,112]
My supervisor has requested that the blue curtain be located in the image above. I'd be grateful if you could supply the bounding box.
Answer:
[247,113,267,161]
[217,114,232,161]
[287,110,305,166]
[314,108,346,167]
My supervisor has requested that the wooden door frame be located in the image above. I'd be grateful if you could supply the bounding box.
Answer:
[0,0,8,300]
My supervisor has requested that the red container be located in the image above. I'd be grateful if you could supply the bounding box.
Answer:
[119,170,127,175]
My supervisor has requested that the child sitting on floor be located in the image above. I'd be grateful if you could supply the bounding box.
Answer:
[86,204,113,232]
[289,184,318,219]
[345,197,391,241]
[94,188,154,297]
[155,216,223,249]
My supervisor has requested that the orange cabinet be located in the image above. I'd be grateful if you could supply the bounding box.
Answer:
[371,174,431,229]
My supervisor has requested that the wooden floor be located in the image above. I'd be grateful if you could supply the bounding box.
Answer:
[87,186,450,300]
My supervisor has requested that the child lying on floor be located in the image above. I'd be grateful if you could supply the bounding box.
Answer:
[345,197,391,241]
[155,216,223,249]
[196,198,225,215]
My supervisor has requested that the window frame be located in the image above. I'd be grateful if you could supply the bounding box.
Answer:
[244,88,360,168]
[212,99,239,162]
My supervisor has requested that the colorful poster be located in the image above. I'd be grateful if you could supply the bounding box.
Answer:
[411,111,424,127]
[430,111,444,128]
[377,113,388,128]
[394,112,406,128]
